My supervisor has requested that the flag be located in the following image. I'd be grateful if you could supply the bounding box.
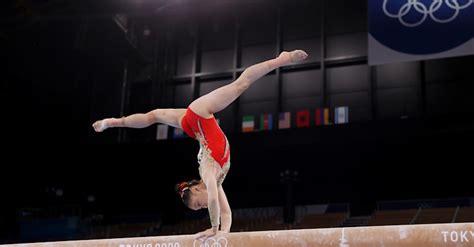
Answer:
[296,110,310,128]
[315,108,323,126]
[324,108,331,125]
[335,106,349,124]
[278,112,291,129]
[242,115,255,133]
[156,124,169,140]
[259,113,273,131]
[173,127,186,139]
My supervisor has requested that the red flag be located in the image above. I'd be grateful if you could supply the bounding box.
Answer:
[296,110,310,128]
[315,108,323,126]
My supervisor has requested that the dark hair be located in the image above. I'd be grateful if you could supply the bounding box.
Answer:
[175,179,201,207]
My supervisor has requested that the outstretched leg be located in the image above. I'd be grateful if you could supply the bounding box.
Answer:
[92,108,186,132]
[189,50,308,118]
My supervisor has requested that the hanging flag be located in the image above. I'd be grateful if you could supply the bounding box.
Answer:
[173,127,186,139]
[334,106,349,124]
[242,115,255,133]
[296,110,310,128]
[315,108,323,126]
[278,112,291,129]
[156,124,169,140]
[259,113,273,131]
[324,108,331,125]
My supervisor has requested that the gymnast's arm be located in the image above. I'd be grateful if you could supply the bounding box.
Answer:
[218,185,232,232]
[195,162,220,240]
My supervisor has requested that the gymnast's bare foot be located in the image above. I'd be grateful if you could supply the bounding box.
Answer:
[92,119,108,132]
[277,50,308,66]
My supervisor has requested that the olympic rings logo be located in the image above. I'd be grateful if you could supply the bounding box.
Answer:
[193,237,228,247]
[383,0,473,27]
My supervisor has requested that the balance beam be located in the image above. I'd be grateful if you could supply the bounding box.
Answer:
[3,223,473,247]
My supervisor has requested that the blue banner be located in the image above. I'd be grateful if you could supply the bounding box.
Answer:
[369,0,474,65]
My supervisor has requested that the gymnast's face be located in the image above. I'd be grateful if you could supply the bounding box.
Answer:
[188,186,208,211]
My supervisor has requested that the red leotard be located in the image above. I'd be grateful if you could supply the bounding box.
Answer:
[180,108,230,168]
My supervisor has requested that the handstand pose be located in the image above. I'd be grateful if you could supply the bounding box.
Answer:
[92,50,308,240]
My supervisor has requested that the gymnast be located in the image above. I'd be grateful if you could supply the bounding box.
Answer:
[92,50,308,240]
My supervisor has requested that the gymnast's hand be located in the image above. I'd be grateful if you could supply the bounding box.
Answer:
[194,227,218,241]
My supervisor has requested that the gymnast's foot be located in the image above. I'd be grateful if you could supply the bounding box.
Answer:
[276,50,308,66]
[92,119,108,132]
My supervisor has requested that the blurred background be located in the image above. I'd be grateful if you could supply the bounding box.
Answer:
[1,0,473,244]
